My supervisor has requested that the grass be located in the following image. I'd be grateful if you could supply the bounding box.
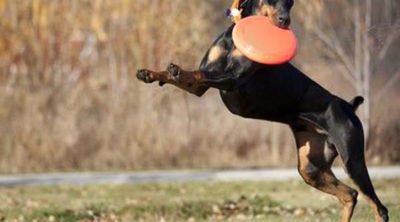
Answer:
[0,179,399,222]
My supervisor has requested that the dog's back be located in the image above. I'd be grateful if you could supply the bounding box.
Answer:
[220,61,335,124]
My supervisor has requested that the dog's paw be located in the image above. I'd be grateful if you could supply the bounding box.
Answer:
[136,69,154,83]
[379,208,389,222]
[167,63,181,79]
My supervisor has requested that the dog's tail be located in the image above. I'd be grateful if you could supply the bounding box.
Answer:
[350,96,364,111]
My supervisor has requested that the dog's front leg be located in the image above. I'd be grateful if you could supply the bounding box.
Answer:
[136,64,209,97]
[163,63,243,93]
[137,57,253,96]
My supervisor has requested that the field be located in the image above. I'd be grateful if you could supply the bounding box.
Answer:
[1,179,399,222]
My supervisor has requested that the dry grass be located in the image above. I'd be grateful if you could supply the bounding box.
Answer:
[0,0,398,173]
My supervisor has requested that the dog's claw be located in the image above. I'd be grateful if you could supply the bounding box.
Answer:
[136,69,154,83]
[167,63,181,78]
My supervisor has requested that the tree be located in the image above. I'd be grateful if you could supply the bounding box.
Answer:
[296,0,400,142]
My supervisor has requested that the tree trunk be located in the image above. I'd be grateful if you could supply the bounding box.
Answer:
[362,0,372,143]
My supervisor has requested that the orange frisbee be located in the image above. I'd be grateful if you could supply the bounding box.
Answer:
[232,16,297,65]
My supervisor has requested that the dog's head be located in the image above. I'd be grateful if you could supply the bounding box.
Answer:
[241,0,294,29]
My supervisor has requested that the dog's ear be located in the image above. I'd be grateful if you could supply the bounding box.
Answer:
[240,0,255,17]
[288,0,295,8]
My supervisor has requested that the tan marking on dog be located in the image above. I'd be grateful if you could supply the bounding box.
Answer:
[255,3,279,25]
[192,70,206,81]
[256,4,277,17]
[208,46,225,63]
[296,132,358,222]
[296,133,321,184]
[296,132,323,184]
[231,48,243,58]
[361,193,386,222]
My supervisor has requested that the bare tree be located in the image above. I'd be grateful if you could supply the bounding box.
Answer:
[296,0,400,142]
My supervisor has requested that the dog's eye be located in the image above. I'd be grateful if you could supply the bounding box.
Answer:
[267,0,278,5]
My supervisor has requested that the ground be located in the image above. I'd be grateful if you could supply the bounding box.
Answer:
[0,179,399,222]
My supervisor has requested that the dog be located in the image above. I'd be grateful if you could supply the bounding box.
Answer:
[136,0,389,221]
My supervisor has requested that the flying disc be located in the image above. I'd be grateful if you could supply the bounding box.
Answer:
[232,16,297,65]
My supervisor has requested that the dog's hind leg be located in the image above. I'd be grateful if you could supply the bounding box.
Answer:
[292,129,358,222]
[326,100,389,222]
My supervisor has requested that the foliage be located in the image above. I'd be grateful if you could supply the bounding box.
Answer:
[0,0,399,173]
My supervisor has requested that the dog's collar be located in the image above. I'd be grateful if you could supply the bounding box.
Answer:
[228,0,250,23]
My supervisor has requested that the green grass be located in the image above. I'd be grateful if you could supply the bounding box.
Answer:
[0,179,399,222]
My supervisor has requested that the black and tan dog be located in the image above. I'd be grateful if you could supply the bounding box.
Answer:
[136,0,388,221]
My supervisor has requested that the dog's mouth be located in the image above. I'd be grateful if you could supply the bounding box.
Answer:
[279,25,290,29]
[276,19,291,29]
[270,14,291,29]
[256,5,291,29]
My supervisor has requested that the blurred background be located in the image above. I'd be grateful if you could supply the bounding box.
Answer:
[0,0,399,173]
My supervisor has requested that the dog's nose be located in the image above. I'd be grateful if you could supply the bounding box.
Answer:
[278,15,291,28]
